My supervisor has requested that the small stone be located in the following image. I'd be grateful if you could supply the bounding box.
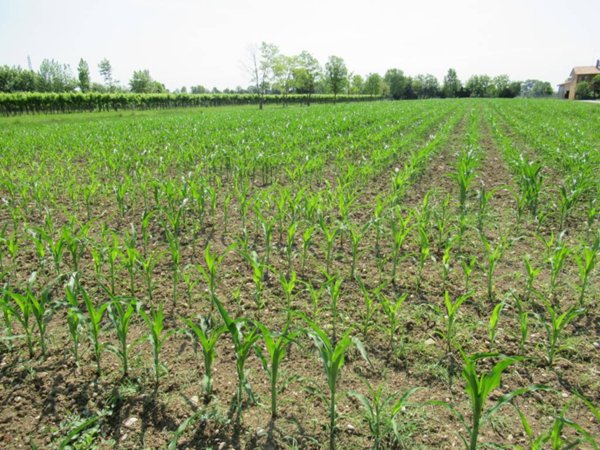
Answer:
[218,442,226,450]
[424,338,436,346]
[561,392,569,398]
[256,428,267,437]
[190,395,199,406]
[120,433,128,442]
[346,423,356,432]
[123,417,138,429]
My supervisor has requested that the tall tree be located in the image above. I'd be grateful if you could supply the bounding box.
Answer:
[77,58,90,92]
[324,55,348,102]
[293,51,321,105]
[413,74,440,98]
[362,73,385,96]
[38,59,76,92]
[248,42,279,109]
[442,68,461,98]
[384,68,412,99]
[98,58,114,90]
[129,69,165,93]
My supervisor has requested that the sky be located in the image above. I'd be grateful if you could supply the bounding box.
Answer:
[1,0,599,91]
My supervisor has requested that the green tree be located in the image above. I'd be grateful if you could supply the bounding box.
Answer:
[98,58,114,90]
[190,85,207,94]
[384,68,412,99]
[521,79,553,97]
[293,50,321,103]
[129,69,165,93]
[465,74,493,97]
[38,59,76,92]
[362,73,385,96]
[591,74,600,98]
[325,55,348,102]
[349,74,364,94]
[443,68,461,98]
[77,58,90,92]
[575,81,592,100]
[413,74,440,98]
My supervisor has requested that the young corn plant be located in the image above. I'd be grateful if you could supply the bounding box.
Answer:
[378,291,408,356]
[355,277,382,340]
[165,229,181,306]
[476,185,495,236]
[415,225,431,293]
[304,316,369,450]
[488,300,505,351]
[389,210,412,285]
[517,158,543,218]
[212,296,260,408]
[245,250,268,309]
[346,223,366,279]
[441,352,547,450]
[348,380,420,450]
[547,238,570,301]
[460,255,477,294]
[324,274,343,346]
[481,235,509,302]
[279,270,297,317]
[82,288,108,374]
[138,250,162,301]
[535,293,585,367]
[255,320,300,418]
[65,276,83,366]
[513,294,529,356]
[320,217,338,275]
[9,290,35,358]
[301,225,315,272]
[434,291,472,357]
[107,297,138,378]
[441,239,454,290]
[574,234,598,306]
[451,148,478,215]
[140,304,174,387]
[197,244,233,312]
[183,315,225,402]
[523,255,541,302]
[283,221,297,276]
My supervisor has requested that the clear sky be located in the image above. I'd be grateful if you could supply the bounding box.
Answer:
[1,0,599,91]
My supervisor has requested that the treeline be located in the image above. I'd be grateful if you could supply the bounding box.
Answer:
[0,92,376,115]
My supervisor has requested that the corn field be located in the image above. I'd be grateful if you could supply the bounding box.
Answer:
[0,99,598,449]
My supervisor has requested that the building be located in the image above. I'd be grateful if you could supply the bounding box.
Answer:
[557,60,600,100]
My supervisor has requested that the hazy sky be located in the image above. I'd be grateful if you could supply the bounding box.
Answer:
[1,0,599,91]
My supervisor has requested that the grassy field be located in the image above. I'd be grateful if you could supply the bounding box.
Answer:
[0,99,598,449]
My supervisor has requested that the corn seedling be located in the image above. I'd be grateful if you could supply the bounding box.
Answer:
[440,351,547,450]
[434,291,472,356]
[378,291,407,356]
[516,158,543,217]
[355,276,382,340]
[416,225,431,292]
[389,210,412,284]
[348,380,420,450]
[140,304,174,387]
[460,255,477,294]
[212,295,260,408]
[547,238,570,301]
[165,229,181,306]
[523,255,541,302]
[286,221,297,276]
[255,320,300,418]
[107,297,138,378]
[481,235,509,301]
[488,300,505,350]
[574,234,598,306]
[197,244,233,312]
[304,316,369,450]
[138,250,161,301]
[183,315,225,402]
[512,294,529,355]
[8,290,35,358]
[320,217,338,275]
[301,225,315,271]
[82,288,108,374]
[65,275,83,366]
[535,293,585,367]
